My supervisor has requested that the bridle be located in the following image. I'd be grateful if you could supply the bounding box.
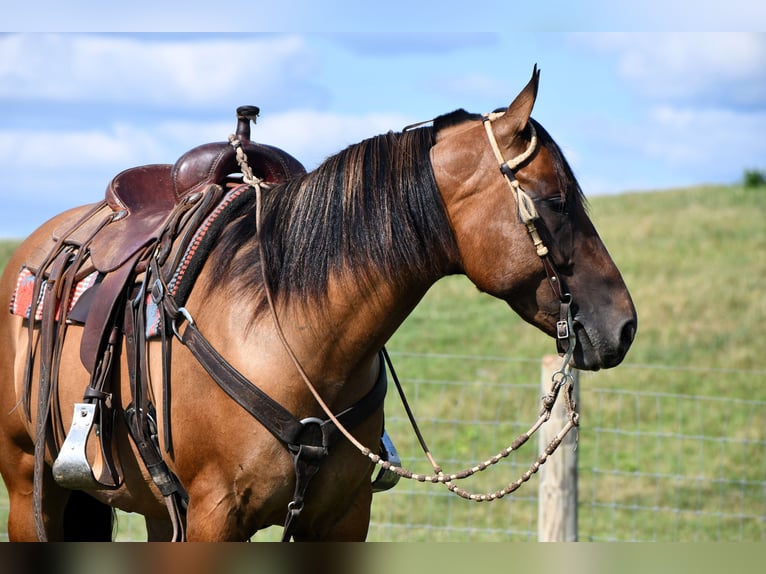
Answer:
[177,115,582,532]
[481,112,575,356]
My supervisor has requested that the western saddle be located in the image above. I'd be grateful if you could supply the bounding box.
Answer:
[22,106,306,538]
[21,106,399,541]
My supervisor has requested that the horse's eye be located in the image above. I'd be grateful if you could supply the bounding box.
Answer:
[542,196,568,215]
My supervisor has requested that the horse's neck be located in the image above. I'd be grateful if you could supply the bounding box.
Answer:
[188,262,434,393]
[322,273,433,364]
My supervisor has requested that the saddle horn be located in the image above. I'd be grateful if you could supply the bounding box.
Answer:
[236,105,260,142]
[168,105,304,200]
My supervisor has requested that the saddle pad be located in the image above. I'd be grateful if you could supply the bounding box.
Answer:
[9,266,99,322]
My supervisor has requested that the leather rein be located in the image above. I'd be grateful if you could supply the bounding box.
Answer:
[205,113,582,507]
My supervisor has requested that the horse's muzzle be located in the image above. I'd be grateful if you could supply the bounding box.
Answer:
[572,314,637,371]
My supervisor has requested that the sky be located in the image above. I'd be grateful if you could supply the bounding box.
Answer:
[1,4,766,237]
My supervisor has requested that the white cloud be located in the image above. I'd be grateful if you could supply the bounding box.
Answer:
[560,32,766,192]
[576,102,766,194]
[0,34,325,110]
[645,105,766,169]
[577,33,766,109]
[0,110,414,197]
[0,125,165,169]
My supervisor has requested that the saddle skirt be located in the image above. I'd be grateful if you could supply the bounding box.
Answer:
[10,266,99,323]
[9,181,256,339]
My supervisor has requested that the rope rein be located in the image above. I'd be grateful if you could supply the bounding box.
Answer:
[226,117,580,501]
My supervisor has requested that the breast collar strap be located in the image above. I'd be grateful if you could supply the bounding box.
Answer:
[481,113,574,355]
[163,303,388,541]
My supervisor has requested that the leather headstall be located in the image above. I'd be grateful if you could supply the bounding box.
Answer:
[481,113,574,355]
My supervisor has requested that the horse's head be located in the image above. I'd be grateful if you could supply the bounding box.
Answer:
[430,67,637,371]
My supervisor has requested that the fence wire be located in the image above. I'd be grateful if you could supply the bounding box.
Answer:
[369,354,766,542]
[1,355,764,542]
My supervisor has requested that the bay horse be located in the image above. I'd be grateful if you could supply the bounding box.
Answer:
[0,68,636,541]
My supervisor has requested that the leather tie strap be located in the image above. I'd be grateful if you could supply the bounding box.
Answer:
[179,319,388,448]
[174,316,388,541]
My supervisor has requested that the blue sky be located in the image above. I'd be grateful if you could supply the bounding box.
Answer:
[2,5,766,237]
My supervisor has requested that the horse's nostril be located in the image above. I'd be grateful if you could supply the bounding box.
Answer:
[620,319,637,351]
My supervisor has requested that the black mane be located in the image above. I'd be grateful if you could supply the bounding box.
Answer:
[208,124,459,310]
[207,109,586,313]
[433,108,481,131]
[529,118,588,209]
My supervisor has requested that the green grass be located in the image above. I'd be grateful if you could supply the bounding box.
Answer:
[1,183,765,541]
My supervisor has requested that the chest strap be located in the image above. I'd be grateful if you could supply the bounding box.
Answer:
[174,315,387,541]
[179,321,387,447]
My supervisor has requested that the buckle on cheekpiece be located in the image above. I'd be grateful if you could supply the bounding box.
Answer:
[371,430,401,493]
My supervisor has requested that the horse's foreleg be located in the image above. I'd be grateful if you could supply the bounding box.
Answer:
[325,491,372,541]
[145,516,175,541]
[2,431,117,541]
[184,493,247,541]
[2,448,39,541]
[293,487,373,542]
[1,445,71,541]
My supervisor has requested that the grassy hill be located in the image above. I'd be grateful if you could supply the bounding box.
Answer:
[3,183,762,372]
[0,183,764,541]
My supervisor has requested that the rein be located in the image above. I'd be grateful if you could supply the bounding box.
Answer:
[226,114,581,504]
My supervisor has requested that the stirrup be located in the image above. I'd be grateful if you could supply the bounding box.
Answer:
[371,430,401,493]
[52,403,122,489]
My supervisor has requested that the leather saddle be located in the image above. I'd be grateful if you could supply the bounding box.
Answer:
[92,105,305,274]
[25,106,305,493]
[22,107,399,534]
[79,106,305,373]
[26,106,305,372]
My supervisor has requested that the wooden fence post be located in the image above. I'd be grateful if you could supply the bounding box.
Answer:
[537,354,579,541]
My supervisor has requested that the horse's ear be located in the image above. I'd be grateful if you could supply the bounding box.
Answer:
[497,65,540,138]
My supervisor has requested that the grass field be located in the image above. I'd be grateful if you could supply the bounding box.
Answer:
[1,182,764,541]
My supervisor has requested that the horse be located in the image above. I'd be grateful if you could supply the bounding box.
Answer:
[0,68,636,541]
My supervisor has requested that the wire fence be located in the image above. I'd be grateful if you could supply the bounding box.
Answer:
[370,353,766,542]
[2,353,764,542]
